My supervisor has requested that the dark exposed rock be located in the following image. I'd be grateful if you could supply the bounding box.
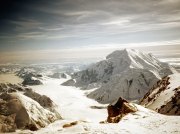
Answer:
[48,73,67,79]
[158,89,180,115]
[16,87,24,91]
[0,114,17,132]
[0,83,25,93]
[140,76,170,104]
[0,93,29,132]
[61,79,75,86]
[22,76,42,86]
[25,88,33,92]
[61,73,67,79]
[62,121,78,128]
[36,74,43,78]
[90,106,106,109]
[140,75,180,115]
[80,69,98,84]
[24,90,53,108]
[107,97,137,123]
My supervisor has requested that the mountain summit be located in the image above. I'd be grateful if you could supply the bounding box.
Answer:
[63,49,177,104]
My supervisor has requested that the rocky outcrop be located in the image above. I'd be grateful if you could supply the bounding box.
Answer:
[158,88,180,115]
[107,97,137,123]
[0,83,24,93]
[0,114,16,132]
[140,73,180,115]
[16,68,43,86]
[0,94,29,131]
[22,76,42,86]
[62,121,78,128]
[17,67,43,79]
[0,93,61,132]
[61,73,67,79]
[61,79,76,86]
[48,73,68,79]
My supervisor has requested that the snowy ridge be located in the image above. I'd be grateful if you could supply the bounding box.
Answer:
[16,93,60,127]
[66,49,176,103]
[0,80,62,132]
[140,73,180,115]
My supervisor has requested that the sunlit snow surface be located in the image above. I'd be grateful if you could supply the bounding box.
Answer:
[15,77,179,134]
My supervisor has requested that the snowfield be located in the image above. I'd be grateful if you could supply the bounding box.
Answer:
[12,76,180,134]
[30,77,107,123]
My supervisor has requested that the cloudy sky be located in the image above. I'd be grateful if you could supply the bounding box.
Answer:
[0,0,180,63]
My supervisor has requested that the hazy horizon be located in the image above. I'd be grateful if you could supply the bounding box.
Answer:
[0,0,180,64]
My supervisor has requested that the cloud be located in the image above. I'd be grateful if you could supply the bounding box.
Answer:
[1,39,180,63]
[11,19,42,30]
[0,0,180,61]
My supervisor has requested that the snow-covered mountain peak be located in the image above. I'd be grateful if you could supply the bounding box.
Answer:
[106,49,149,60]
[63,49,177,103]
[106,48,162,70]
[106,49,131,60]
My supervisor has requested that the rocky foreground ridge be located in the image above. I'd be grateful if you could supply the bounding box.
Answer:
[140,73,180,115]
[0,83,61,133]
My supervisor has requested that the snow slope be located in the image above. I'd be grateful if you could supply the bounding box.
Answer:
[29,77,107,122]
[14,77,180,134]
[16,93,61,128]
[140,73,180,115]
[67,49,176,103]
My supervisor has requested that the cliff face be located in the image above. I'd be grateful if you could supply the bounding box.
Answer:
[107,97,137,123]
[140,73,180,115]
[87,69,159,103]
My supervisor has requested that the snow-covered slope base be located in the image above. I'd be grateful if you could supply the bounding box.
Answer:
[140,73,180,115]
[65,49,176,104]
[15,77,180,134]
[35,105,180,134]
